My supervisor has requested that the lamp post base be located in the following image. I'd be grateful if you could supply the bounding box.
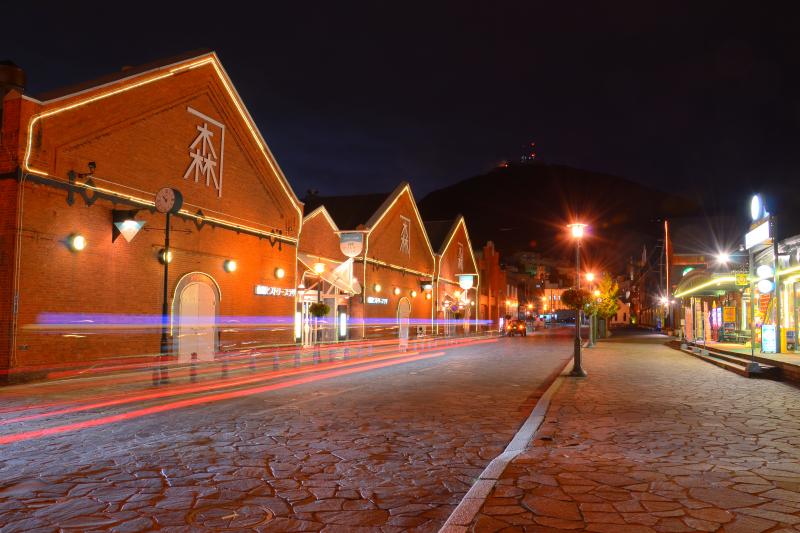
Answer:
[569,336,587,377]
[568,366,588,377]
[746,362,763,374]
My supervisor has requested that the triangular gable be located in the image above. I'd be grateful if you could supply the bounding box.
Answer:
[439,216,479,274]
[21,52,303,241]
[303,205,339,232]
[365,182,435,262]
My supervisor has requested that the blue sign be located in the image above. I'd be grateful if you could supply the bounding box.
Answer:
[762,324,777,353]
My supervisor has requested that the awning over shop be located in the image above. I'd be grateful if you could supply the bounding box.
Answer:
[297,253,362,294]
[673,270,738,299]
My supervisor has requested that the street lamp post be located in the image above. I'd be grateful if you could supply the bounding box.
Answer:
[586,272,596,347]
[568,223,588,377]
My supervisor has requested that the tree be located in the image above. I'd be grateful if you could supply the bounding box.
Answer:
[561,288,592,311]
[594,273,620,337]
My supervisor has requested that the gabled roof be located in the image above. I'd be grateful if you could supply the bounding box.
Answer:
[22,51,304,229]
[34,49,213,102]
[424,219,457,255]
[303,205,339,231]
[303,192,390,230]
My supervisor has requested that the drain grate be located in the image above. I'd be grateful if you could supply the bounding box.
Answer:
[187,504,274,530]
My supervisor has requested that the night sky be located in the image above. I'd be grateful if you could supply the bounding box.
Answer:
[6,1,800,202]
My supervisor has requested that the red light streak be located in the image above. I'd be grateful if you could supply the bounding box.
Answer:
[0,351,447,445]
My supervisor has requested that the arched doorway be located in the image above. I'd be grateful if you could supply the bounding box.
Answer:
[173,272,220,363]
[397,297,411,347]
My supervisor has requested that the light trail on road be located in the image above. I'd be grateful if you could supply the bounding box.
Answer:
[0,349,450,446]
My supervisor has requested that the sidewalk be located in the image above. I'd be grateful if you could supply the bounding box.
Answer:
[467,332,800,532]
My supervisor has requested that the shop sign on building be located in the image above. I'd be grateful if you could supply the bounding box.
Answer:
[723,306,736,323]
[183,107,225,198]
[339,232,364,258]
[735,273,749,286]
[367,296,388,305]
[255,285,296,297]
[762,324,777,353]
[745,220,770,250]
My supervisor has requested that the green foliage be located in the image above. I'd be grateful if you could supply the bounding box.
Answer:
[561,288,592,310]
[308,302,330,318]
[594,273,620,319]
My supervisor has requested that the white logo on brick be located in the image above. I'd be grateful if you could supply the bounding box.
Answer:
[400,216,411,256]
[457,243,464,272]
[183,107,225,198]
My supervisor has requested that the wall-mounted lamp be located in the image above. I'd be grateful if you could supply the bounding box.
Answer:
[411,290,417,298]
[275,267,286,279]
[425,293,432,300]
[373,283,382,292]
[394,287,401,295]
[112,209,145,243]
[67,234,86,252]
[158,249,173,264]
[313,262,325,274]
[224,259,237,273]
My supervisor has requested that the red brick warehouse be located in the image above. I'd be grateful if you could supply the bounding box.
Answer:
[0,52,304,382]
[302,183,437,341]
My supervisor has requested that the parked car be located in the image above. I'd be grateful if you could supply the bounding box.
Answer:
[505,319,527,337]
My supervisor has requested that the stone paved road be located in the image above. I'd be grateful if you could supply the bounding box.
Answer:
[468,330,800,533]
[0,329,571,532]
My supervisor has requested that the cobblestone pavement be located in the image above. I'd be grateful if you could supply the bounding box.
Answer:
[0,330,571,532]
[467,331,800,533]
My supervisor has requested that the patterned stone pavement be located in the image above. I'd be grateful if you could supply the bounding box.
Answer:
[0,331,571,532]
[467,331,800,533]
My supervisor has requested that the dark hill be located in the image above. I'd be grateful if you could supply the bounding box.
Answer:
[418,163,699,272]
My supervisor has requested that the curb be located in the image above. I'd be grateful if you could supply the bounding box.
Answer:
[438,354,574,532]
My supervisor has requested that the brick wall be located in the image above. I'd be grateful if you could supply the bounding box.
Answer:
[2,55,302,378]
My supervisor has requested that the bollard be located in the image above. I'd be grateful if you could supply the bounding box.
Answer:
[221,356,228,379]
[250,352,256,372]
[273,353,279,370]
[190,352,198,383]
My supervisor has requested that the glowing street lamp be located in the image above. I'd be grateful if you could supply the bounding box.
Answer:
[567,222,587,377]
[586,272,595,282]
[716,252,730,265]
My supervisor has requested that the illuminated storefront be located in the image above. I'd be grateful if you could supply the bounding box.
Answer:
[302,183,435,340]
[296,206,361,345]
[0,52,302,381]
[424,217,480,336]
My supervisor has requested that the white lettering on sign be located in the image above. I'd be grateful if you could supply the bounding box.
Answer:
[400,216,410,256]
[255,285,296,297]
[745,220,770,250]
[367,296,389,305]
[184,107,225,198]
[457,243,464,271]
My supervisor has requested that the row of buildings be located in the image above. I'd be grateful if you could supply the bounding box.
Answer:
[0,52,547,381]
[632,195,800,355]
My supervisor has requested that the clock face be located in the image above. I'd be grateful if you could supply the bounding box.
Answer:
[155,188,183,214]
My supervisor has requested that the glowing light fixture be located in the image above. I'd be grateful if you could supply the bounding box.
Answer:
[586,272,595,282]
[454,290,462,298]
[425,293,431,300]
[682,267,695,276]
[716,252,730,264]
[393,287,401,295]
[568,223,586,239]
[313,262,325,274]
[594,290,601,297]
[757,279,774,293]
[224,259,237,273]
[158,249,173,264]
[275,267,286,279]
[411,290,417,297]
[373,283,382,292]
[67,234,86,252]
[756,265,773,279]
[113,219,146,243]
